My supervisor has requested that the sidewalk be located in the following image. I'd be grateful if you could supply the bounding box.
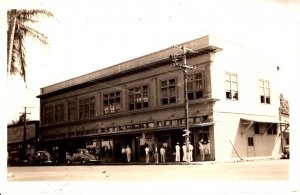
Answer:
[98,155,282,166]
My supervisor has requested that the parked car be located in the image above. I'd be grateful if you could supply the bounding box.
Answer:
[66,149,100,165]
[7,151,22,166]
[281,145,290,159]
[30,150,55,165]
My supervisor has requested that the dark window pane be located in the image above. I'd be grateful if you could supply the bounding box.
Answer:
[226,91,231,99]
[188,92,194,100]
[266,97,270,104]
[254,123,260,134]
[260,96,265,103]
[195,90,203,99]
[169,97,176,104]
[162,98,168,105]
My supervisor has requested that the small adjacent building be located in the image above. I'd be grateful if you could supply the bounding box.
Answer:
[37,35,288,162]
[7,120,40,162]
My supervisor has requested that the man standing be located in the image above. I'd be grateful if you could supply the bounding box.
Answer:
[145,145,150,163]
[182,143,187,162]
[125,145,131,163]
[121,146,126,163]
[175,143,181,162]
[160,146,166,163]
[199,140,205,161]
[189,143,194,162]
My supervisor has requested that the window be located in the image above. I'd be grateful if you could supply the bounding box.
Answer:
[259,80,271,104]
[161,79,177,105]
[55,104,64,123]
[225,73,238,100]
[104,92,121,114]
[268,124,277,135]
[248,137,254,146]
[44,106,53,124]
[188,72,204,100]
[128,85,149,110]
[68,99,75,121]
[254,123,260,134]
[79,97,95,119]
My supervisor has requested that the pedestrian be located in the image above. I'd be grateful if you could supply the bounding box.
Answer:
[105,146,109,161]
[189,143,194,162]
[199,140,205,161]
[145,144,150,163]
[204,140,210,161]
[160,146,166,163]
[175,142,181,162]
[121,146,126,162]
[182,143,187,162]
[125,145,131,162]
[153,144,159,163]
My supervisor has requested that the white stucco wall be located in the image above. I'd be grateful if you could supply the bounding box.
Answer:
[209,36,282,160]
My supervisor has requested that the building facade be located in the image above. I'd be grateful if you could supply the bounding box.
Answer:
[7,120,40,164]
[37,35,288,162]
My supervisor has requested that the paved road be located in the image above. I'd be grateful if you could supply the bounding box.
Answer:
[7,159,289,181]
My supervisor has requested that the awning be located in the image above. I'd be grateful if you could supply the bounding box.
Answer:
[240,118,289,125]
[192,122,215,127]
[240,118,289,134]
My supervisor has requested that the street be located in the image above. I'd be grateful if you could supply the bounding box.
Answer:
[7,159,289,181]
[4,159,296,195]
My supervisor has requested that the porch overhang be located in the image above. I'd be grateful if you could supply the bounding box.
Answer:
[240,118,289,134]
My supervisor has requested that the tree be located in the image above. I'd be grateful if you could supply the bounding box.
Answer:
[7,9,53,86]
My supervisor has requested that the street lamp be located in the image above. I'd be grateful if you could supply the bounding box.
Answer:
[170,45,197,163]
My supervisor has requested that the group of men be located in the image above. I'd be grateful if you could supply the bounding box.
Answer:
[145,144,166,164]
[121,145,132,162]
[175,140,210,162]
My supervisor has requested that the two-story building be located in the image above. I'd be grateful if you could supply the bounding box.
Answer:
[37,35,288,162]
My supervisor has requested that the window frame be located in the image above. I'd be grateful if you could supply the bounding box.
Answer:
[55,103,64,123]
[225,72,239,100]
[79,97,95,119]
[160,78,177,105]
[187,72,204,100]
[259,79,271,104]
[128,85,149,111]
[103,91,121,114]
[44,105,53,124]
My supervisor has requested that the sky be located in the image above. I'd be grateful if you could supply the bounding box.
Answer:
[3,0,300,123]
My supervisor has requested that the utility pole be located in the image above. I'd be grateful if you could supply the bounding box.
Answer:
[20,106,32,158]
[170,45,197,163]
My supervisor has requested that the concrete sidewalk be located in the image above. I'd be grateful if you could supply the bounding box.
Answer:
[98,155,283,166]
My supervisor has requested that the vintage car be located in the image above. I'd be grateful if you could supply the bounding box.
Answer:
[66,149,100,165]
[29,150,54,165]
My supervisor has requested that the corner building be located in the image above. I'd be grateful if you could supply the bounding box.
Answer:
[38,35,288,162]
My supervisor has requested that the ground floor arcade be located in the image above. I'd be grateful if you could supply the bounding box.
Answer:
[40,126,214,163]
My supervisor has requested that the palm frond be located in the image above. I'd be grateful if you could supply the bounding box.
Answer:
[7,9,53,85]
[18,23,49,44]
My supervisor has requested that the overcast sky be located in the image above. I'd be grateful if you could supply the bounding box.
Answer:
[3,0,300,123]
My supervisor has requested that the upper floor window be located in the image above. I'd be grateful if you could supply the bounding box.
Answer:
[188,72,204,100]
[259,80,270,104]
[268,124,277,135]
[225,72,238,100]
[44,106,53,124]
[104,92,121,114]
[68,99,76,121]
[161,79,176,105]
[79,97,95,119]
[128,85,149,110]
[55,104,64,123]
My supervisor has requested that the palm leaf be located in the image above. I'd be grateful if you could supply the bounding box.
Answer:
[7,9,53,85]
